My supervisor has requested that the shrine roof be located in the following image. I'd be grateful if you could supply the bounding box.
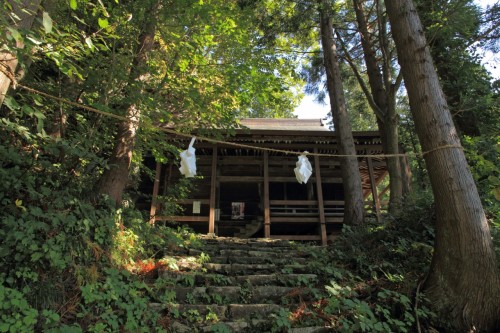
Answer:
[238,118,329,131]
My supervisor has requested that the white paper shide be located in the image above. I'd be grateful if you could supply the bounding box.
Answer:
[179,137,197,178]
[294,153,312,184]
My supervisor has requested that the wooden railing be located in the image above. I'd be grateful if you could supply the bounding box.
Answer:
[155,198,210,222]
[269,200,345,224]
[156,198,343,242]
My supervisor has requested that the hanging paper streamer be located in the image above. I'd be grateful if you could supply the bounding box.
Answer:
[179,137,197,178]
[294,152,313,184]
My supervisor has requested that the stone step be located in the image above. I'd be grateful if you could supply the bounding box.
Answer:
[173,285,298,304]
[160,271,318,287]
[168,303,282,321]
[188,246,304,257]
[159,237,331,332]
[232,273,318,286]
[201,263,308,275]
[203,263,278,275]
[200,320,266,333]
[199,236,292,246]
[208,256,308,265]
[173,320,333,333]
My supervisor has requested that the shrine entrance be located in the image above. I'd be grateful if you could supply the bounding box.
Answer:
[148,118,390,245]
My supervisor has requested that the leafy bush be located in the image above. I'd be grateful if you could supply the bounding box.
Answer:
[0,285,38,332]
[78,268,164,332]
[297,199,436,331]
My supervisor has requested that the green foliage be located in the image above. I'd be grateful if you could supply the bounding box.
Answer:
[417,0,497,137]
[295,200,437,331]
[324,281,418,332]
[210,322,232,333]
[0,285,38,332]
[462,135,500,220]
[78,268,164,332]
[271,308,292,333]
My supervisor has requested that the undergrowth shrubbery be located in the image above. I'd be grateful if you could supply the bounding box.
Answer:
[297,197,437,332]
[0,115,194,332]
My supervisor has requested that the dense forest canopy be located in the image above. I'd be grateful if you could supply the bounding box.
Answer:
[1,0,498,332]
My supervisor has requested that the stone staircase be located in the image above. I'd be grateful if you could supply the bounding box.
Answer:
[154,236,332,332]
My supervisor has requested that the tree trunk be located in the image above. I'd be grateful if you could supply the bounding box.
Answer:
[386,0,500,331]
[96,1,159,206]
[319,0,364,225]
[0,0,41,106]
[352,0,403,214]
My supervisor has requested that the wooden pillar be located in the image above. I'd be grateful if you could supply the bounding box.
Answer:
[314,149,327,246]
[162,163,172,196]
[263,151,271,238]
[208,147,218,236]
[367,157,381,223]
[149,162,162,224]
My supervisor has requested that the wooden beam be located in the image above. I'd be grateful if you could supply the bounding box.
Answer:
[270,217,320,223]
[269,200,345,206]
[314,149,327,246]
[196,175,344,183]
[156,216,209,222]
[323,200,345,205]
[219,176,264,182]
[270,200,318,205]
[379,183,390,198]
[208,147,218,235]
[176,199,210,205]
[184,142,385,152]
[269,176,342,183]
[149,162,162,224]
[325,217,344,223]
[367,157,381,223]
[264,151,271,238]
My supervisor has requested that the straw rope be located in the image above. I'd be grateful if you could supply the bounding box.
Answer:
[12,83,462,159]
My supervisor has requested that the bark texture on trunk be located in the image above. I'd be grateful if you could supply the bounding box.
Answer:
[386,0,500,331]
[320,1,364,225]
[0,0,41,105]
[96,2,159,206]
[352,0,403,214]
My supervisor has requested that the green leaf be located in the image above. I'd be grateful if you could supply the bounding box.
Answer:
[37,118,44,133]
[33,95,44,106]
[6,27,22,43]
[0,322,9,332]
[70,0,77,10]
[3,96,20,111]
[98,18,109,28]
[42,12,53,34]
[33,110,46,120]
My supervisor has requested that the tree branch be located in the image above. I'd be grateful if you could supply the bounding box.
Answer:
[336,31,385,121]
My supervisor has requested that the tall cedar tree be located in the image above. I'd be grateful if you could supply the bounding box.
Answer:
[96,0,160,205]
[385,0,500,331]
[319,0,365,225]
[349,0,406,213]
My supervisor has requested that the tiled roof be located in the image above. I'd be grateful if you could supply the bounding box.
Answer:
[238,118,329,131]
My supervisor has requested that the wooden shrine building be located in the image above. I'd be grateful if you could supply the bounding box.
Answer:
[149,119,388,245]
